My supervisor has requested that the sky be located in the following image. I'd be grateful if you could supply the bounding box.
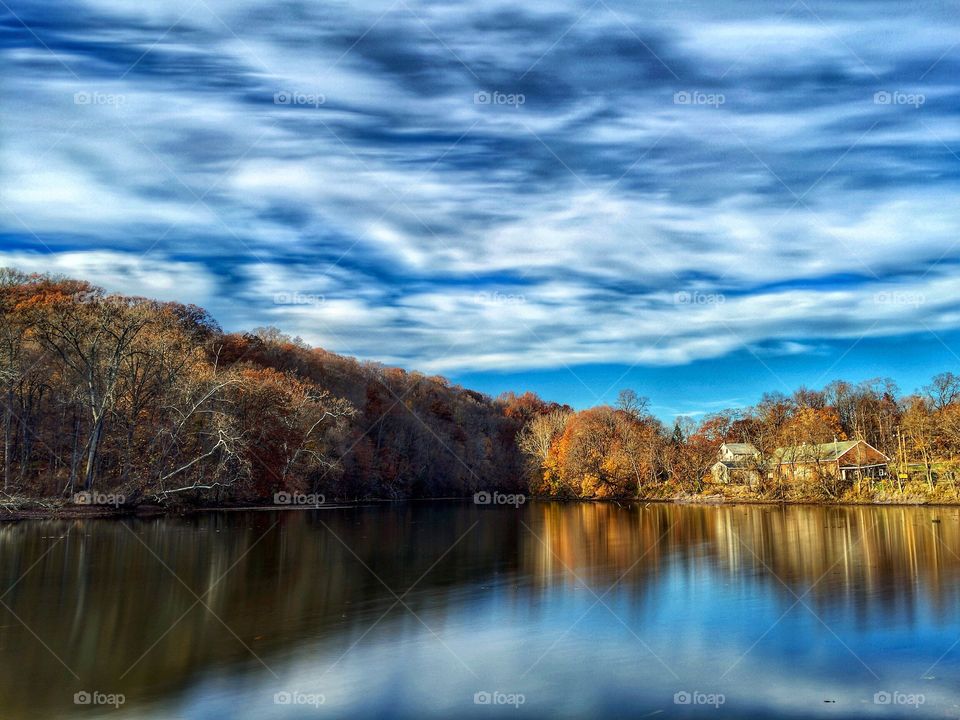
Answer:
[2,0,960,419]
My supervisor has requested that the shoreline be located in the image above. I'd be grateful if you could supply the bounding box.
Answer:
[1,493,955,522]
[0,498,397,522]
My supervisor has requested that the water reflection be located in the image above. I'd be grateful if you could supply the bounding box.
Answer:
[1,502,959,718]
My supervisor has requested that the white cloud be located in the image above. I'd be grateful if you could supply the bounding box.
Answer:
[0,251,219,303]
[2,0,959,376]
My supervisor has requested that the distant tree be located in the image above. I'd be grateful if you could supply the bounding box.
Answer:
[518,411,570,473]
[544,406,657,499]
[924,372,960,412]
[778,406,845,448]
[793,386,826,409]
[499,391,549,423]
[616,388,650,420]
[902,396,936,489]
[678,415,729,492]
[671,420,684,447]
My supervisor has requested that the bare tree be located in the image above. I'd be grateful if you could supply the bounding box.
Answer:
[616,389,650,420]
[517,410,570,466]
[25,292,154,490]
[924,372,960,412]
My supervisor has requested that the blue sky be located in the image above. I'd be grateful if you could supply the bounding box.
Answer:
[2,0,960,419]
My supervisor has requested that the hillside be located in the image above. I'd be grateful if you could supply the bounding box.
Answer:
[0,269,553,505]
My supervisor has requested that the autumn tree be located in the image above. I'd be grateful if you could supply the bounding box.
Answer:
[901,396,936,489]
[518,409,571,491]
[544,407,660,499]
[778,406,846,447]
[673,415,728,492]
[19,287,156,490]
[0,269,31,491]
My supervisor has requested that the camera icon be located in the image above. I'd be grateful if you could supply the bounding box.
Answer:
[873,91,891,105]
[274,691,292,705]
[674,691,692,705]
[474,691,492,705]
[474,91,491,105]
[74,691,91,705]
[273,491,292,505]
[274,91,291,105]
[673,91,691,105]
[473,491,491,505]
[874,691,891,705]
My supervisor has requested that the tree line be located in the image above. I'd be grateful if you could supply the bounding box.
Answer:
[518,379,960,501]
[0,270,533,505]
[5,268,960,507]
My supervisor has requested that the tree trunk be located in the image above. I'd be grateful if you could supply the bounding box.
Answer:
[2,388,10,492]
[84,414,104,491]
[19,396,30,483]
[68,412,80,495]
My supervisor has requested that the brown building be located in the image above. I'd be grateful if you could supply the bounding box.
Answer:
[772,440,890,485]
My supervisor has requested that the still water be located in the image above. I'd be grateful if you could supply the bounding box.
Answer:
[1,502,959,719]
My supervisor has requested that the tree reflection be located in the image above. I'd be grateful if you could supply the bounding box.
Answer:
[0,503,958,717]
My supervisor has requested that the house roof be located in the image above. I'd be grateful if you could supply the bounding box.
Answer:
[773,440,888,465]
[721,442,759,455]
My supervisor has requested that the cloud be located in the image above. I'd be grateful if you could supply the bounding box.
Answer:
[0,250,218,303]
[2,0,959,374]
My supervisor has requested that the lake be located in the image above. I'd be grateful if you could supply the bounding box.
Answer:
[1,502,958,718]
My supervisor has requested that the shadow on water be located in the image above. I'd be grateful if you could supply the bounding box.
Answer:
[1,502,959,718]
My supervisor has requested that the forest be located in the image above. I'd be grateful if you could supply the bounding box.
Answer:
[518,379,960,502]
[3,268,960,509]
[0,269,550,506]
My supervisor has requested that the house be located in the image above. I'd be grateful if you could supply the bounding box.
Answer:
[711,442,762,486]
[771,439,889,485]
[718,443,761,465]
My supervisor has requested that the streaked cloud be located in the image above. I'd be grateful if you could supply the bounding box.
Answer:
[2,0,959,375]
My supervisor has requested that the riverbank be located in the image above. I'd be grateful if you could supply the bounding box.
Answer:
[2,485,957,521]
[0,496,384,521]
[640,480,950,507]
